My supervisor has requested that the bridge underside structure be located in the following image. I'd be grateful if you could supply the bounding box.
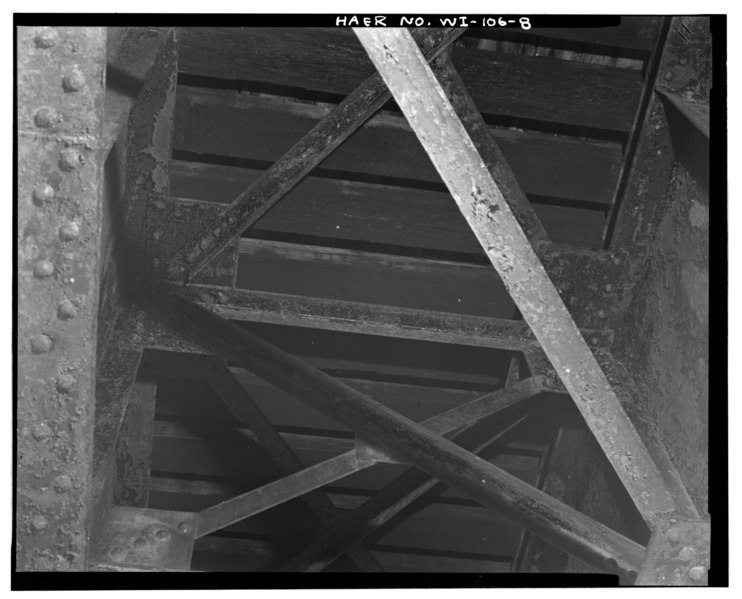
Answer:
[16,19,713,584]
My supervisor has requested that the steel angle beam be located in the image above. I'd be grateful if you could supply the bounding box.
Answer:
[353,26,675,526]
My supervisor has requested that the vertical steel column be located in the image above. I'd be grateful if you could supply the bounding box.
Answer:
[17,27,107,571]
[353,27,675,525]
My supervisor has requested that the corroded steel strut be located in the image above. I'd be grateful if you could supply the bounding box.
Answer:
[138,288,645,578]
[353,27,676,526]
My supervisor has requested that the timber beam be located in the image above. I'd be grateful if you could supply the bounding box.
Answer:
[137,288,645,578]
[164,27,466,282]
[354,27,676,526]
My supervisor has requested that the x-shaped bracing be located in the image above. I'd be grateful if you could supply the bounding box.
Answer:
[101,26,707,581]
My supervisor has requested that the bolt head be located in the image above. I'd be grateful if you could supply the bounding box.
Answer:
[688,565,706,582]
[34,106,62,129]
[666,527,682,544]
[30,515,48,532]
[59,148,83,171]
[133,537,147,549]
[30,334,53,354]
[32,422,52,441]
[34,259,55,278]
[56,373,76,393]
[155,528,171,541]
[62,66,86,92]
[679,546,696,561]
[34,27,59,48]
[176,520,192,534]
[57,299,77,320]
[108,546,127,563]
[59,221,80,241]
[53,474,73,493]
[32,183,55,205]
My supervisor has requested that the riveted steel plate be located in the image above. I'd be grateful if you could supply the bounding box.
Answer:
[636,517,710,585]
[89,506,196,571]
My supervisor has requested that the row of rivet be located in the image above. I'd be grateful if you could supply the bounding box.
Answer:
[665,526,708,583]
[24,27,84,542]
[107,520,192,563]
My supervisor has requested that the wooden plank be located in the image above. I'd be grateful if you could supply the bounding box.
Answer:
[170,161,606,249]
[236,238,515,319]
[371,550,511,573]
[150,429,541,502]
[177,27,643,130]
[467,17,663,52]
[166,28,465,284]
[147,478,524,558]
[174,87,623,205]
[191,535,512,572]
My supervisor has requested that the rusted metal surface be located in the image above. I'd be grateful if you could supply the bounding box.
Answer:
[431,54,548,244]
[165,282,614,352]
[165,27,466,283]
[122,28,178,278]
[654,17,711,105]
[103,27,174,159]
[354,27,675,525]
[90,313,144,542]
[148,198,238,287]
[195,451,365,538]
[281,401,535,572]
[528,347,700,523]
[88,506,196,571]
[16,26,107,571]
[138,290,645,577]
[112,382,157,508]
[635,517,710,585]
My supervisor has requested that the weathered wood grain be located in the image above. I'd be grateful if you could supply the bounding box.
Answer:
[174,87,623,205]
[177,27,643,130]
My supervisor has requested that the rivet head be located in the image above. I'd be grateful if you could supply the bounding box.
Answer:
[30,515,49,532]
[604,283,613,293]
[133,537,147,549]
[108,546,127,563]
[34,27,59,48]
[679,546,696,561]
[59,148,83,171]
[32,183,55,205]
[590,336,600,346]
[34,106,62,129]
[663,71,673,81]
[152,230,162,241]
[62,66,86,92]
[59,221,80,241]
[150,257,161,269]
[34,259,55,278]
[30,334,53,354]
[32,422,52,441]
[155,528,171,541]
[666,527,682,544]
[688,565,706,582]
[56,373,76,393]
[597,309,607,319]
[176,520,192,534]
[679,57,689,66]
[198,238,210,250]
[57,299,77,320]
[53,474,73,493]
